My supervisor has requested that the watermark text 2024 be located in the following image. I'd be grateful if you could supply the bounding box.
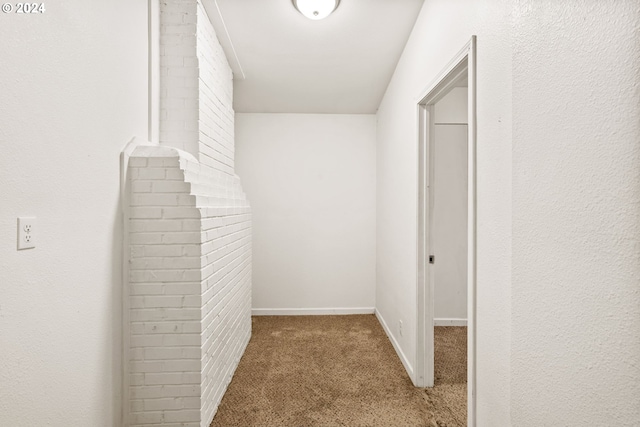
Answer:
[2,3,46,13]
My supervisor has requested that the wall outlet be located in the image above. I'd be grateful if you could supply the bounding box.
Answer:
[17,217,36,250]
[399,320,403,337]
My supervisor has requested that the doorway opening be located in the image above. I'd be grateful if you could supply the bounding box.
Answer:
[415,36,476,425]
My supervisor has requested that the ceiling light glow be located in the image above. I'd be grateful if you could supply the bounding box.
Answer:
[292,0,340,20]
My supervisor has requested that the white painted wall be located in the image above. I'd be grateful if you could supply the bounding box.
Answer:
[376,0,512,424]
[0,1,148,426]
[378,0,640,425]
[511,1,640,425]
[434,87,468,124]
[433,88,468,322]
[433,124,468,321]
[235,114,376,312]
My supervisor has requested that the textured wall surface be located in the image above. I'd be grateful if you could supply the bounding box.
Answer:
[379,0,639,424]
[511,1,640,425]
[0,1,148,425]
[129,1,252,426]
[376,0,513,423]
[235,113,376,312]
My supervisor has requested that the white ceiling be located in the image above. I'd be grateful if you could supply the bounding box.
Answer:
[211,0,425,114]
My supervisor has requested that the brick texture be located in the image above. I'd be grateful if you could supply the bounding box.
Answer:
[127,2,251,426]
[196,1,235,174]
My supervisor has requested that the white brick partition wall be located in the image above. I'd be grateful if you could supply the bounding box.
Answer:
[127,146,251,427]
[196,1,235,174]
[159,0,235,173]
[126,1,252,426]
[159,0,199,157]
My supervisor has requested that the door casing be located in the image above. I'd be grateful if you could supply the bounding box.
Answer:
[414,36,477,426]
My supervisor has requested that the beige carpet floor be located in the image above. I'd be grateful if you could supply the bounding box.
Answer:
[210,315,466,427]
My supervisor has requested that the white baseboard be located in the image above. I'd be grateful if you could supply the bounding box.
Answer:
[251,307,375,316]
[434,318,468,326]
[374,309,414,381]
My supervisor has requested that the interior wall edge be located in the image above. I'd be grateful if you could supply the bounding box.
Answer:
[375,309,415,384]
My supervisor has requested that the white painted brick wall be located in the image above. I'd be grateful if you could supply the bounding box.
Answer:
[159,0,199,158]
[128,147,251,427]
[196,1,235,174]
[160,0,236,176]
[128,1,251,426]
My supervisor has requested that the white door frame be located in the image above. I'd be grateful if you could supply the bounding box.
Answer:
[415,36,477,425]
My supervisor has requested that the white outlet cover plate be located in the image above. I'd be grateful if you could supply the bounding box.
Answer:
[17,217,36,250]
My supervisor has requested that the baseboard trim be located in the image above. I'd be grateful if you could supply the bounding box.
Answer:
[434,318,468,326]
[374,309,414,381]
[252,307,375,316]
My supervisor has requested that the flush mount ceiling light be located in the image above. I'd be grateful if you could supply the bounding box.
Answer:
[292,0,340,20]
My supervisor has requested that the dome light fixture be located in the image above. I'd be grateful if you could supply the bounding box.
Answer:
[292,0,340,20]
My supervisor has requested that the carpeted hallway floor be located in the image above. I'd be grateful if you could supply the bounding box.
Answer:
[210,315,466,427]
